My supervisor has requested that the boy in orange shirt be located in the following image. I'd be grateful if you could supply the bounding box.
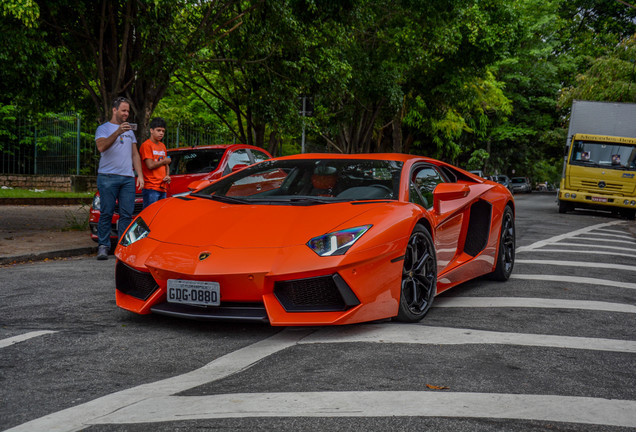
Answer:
[140,117,171,208]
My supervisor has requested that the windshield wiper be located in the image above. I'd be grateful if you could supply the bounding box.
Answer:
[288,197,349,205]
[192,193,249,204]
[573,160,601,168]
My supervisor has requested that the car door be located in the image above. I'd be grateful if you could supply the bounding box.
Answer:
[409,164,462,272]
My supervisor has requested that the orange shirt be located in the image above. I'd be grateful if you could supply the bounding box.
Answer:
[140,139,168,192]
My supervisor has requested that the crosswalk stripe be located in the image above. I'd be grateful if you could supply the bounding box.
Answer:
[515,259,636,272]
[303,324,636,353]
[516,220,626,252]
[540,242,636,252]
[515,249,636,259]
[510,274,636,290]
[433,296,636,313]
[89,392,636,428]
[0,331,57,349]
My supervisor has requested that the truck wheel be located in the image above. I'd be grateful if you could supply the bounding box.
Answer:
[558,200,571,214]
[621,208,636,220]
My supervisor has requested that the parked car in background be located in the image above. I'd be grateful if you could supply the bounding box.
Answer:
[89,144,273,247]
[469,170,485,178]
[491,175,513,193]
[510,177,532,193]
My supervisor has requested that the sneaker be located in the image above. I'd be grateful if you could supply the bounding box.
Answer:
[97,245,109,260]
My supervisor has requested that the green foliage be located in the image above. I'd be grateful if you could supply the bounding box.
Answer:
[559,35,636,105]
[0,0,39,27]
[3,0,636,176]
[466,149,490,171]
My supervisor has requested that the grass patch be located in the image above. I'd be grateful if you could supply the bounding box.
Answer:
[0,187,94,198]
[63,203,90,231]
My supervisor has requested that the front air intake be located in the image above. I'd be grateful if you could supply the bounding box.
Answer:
[115,261,158,301]
[274,274,360,312]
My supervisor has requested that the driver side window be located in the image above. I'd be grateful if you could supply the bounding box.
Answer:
[410,166,445,209]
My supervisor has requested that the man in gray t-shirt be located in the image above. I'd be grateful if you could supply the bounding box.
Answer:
[94,97,144,260]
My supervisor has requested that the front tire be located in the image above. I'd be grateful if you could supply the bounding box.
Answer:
[396,225,437,322]
[489,206,515,281]
[558,200,571,214]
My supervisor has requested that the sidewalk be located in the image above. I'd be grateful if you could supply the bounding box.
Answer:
[0,204,98,265]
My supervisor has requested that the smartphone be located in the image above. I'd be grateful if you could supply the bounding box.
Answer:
[129,123,137,131]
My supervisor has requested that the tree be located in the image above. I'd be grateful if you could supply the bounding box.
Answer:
[35,0,254,140]
[560,34,636,105]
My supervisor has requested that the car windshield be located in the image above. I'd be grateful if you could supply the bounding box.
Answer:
[511,177,526,184]
[168,149,226,175]
[192,158,403,205]
[570,140,636,170]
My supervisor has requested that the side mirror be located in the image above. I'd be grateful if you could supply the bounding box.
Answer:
[231,163,248,173]
[187,179,212,191]
[433,183,470,213]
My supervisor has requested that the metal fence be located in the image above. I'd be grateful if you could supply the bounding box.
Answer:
[0,112,235,176]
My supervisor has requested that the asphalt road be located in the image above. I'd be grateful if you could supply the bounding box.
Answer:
[1,193,635,431]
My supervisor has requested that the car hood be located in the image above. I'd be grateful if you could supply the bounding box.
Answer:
[143,196,389,248]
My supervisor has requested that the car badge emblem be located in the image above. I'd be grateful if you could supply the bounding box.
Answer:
[199,252,211,261]
[598,181,606,189]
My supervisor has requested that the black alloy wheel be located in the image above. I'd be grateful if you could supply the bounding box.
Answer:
[396,225,437,322]
[489,206,515,281]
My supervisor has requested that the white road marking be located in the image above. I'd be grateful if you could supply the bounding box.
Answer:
[302,324,636,353]
[5,329,314,432]
[0,331,57,349]
[594,228,633,235]
[91,392,636,428]
[516,249,636,259]
[540,242,636,252]
[568,237,636,245]
[516,220,626,252]
[433,296,636,314]
[7,221,636,431]
[579,232,635,239]
[8,323,636,432]
[516,259,636,272]
[510,274,636,290]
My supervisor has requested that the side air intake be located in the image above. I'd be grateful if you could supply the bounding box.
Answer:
[464,200,492,257]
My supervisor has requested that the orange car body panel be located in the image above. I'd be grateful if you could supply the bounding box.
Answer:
[115,153,514,325]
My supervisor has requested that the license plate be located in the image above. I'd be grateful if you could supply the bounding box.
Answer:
[591,196,608,203]
[167,280,220,306]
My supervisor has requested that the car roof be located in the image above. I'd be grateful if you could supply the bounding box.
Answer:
[167,144,267,153]
[274,153,438,163]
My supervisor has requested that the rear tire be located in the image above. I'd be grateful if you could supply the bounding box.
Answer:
[489,206,515,281]
[396,225,437,323]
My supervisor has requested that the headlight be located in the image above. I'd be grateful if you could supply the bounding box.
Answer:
[307,225,372,257]
[120,217,150,247]
[92,194,100,211]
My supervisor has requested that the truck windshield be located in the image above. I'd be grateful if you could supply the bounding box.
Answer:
[570,140,636,171]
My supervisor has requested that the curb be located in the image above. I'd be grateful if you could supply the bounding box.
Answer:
[0,246,98,266]
[0,197,93,206]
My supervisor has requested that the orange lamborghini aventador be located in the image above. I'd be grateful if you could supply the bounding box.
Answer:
[114,153,515,325]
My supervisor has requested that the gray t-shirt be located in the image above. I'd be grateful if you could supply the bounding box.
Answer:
[95,122,137,176]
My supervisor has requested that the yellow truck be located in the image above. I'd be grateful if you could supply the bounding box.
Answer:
[558,101,636,220]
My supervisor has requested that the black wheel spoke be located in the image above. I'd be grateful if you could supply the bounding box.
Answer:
[398,228,437,321]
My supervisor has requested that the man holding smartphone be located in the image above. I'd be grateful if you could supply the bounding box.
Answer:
[94,96,144,260]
